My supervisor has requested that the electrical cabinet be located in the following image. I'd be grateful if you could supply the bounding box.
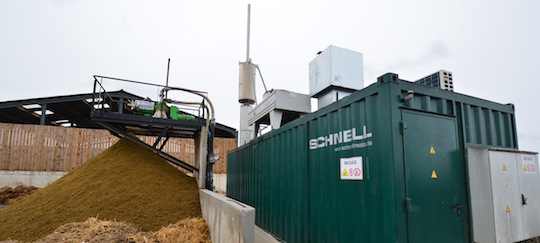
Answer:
[467,147,540,243]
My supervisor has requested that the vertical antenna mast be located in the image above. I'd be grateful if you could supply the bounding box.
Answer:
[246,4,251,62]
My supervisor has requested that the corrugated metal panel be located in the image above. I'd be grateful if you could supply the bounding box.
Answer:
[227,73,519,242]
[227,123,310,242]
[306,92,397,242]
[399,81,517,149]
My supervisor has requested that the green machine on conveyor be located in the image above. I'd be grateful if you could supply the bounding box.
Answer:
[129,100,195,121]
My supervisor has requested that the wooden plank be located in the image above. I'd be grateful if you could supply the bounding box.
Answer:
[62,128,67,171]
[60,126,66,171]
[30,125,37,171]
[0,125,4,170]
[13,125,19,170]
[50,126,57,171]
[68,128,75,171]
[36,124,46,171]
[42,126,49,171]
[79,130,87,171]
[30,125,36,171]
[0,125,3,169]
[0,124,237,173]
[12,126,18,170]
[3,125,9,169]
[7,124,14,170]
[2,124,9,170]
[47,126,54,171]
[68,127,75,171]
[60,127,68,171]
[19,126,25,170]
[5,124,13,170]
[21,127,29,170]
[75,129,82,170]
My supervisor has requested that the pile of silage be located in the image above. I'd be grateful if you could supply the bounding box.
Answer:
[0,186,38,205]
[0,138,202,242]
[34,217,210,243]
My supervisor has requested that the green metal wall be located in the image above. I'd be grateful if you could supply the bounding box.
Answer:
[227,73,518,242]
[227,123,310,241]
[399,81,517,148]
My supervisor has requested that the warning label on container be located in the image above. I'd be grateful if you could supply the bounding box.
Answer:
[340,156,363,180]
[522,155,536,174]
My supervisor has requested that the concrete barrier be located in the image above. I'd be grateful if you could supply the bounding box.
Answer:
[213,173,227,192]
[0,170,66,187]
[199,189,255,243]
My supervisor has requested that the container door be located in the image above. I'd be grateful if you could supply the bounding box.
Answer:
[517,153,540,240]
[487,150,524,242]
[402,111,467,242]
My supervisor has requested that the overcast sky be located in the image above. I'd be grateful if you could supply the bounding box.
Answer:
[1,0,539,151]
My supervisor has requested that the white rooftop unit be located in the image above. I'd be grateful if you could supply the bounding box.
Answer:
[309,45,364,109]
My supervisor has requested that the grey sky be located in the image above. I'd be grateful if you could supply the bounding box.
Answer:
[1,0,539,151]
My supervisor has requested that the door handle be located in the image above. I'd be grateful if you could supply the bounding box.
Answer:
[455,203,463,217]
[522,194,527,206]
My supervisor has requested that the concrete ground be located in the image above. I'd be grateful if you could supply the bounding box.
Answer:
[255,226,281,243]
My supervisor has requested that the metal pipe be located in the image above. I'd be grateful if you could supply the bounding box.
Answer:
[92,77,97,112]
[40,103,47,125]
[165,58,171,99]
[256,66,268,92]
[118,97,124,114]
[161,87,214,121]
[166,58,170,88]
[246,4,251,62]
[206,120,216,190]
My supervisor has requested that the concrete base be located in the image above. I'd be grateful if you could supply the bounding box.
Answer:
[255,226,281,243]
[0,170,66,187]
[199,189,255,243]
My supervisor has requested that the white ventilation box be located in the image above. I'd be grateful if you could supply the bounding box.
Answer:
[309,45,364,109]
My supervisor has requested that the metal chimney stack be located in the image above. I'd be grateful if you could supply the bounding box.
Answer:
[238,4,256,146]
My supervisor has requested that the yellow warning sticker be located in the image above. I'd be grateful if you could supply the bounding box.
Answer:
[431,170,438,179]
[503,164,507,171]
[506,205,510,213]
[430,146,436,154]
[342,169,349,177]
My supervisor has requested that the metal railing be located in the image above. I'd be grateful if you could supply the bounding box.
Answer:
[91,75,208,120]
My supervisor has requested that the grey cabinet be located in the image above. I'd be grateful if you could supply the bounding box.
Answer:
[467,147,540,243]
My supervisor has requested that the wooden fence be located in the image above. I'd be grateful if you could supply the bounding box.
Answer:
[0,123,236,173]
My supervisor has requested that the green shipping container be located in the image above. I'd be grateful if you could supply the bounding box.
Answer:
[227,73,518,242]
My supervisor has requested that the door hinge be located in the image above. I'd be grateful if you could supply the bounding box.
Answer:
[404,197,412,211]
[400,121,406,135]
